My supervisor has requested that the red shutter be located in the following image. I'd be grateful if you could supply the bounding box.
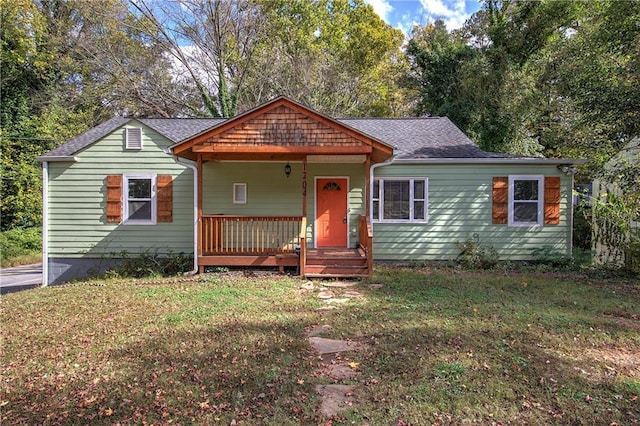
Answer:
[157,175,173,223]
[492,177,508,224]
[106,175,122,223]
[544,176,561,225]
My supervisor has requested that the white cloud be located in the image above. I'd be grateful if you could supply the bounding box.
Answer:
[420,0,471,30]
[366,0,394,22]
[396,14,419,38]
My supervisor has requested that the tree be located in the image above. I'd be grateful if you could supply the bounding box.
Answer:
[406,20,477,129]
[242,0,408,117]
[130,0,266,118]
[1,0,173,229]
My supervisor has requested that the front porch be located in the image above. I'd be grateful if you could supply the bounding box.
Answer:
[197,214,373,278]
[170,97,392,278]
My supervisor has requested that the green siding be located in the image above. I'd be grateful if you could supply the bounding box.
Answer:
[47,121,194,257]
[202,162,365,247]
[48,123,573,264]
[372,163,573,261]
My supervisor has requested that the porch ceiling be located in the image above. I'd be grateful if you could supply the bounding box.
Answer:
[171,96,393,163]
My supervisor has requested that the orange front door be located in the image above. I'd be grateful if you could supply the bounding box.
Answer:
[316,178,348,247]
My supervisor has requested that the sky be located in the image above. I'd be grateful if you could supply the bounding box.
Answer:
[366,0,483,35]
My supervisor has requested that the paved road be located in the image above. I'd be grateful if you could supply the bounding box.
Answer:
[0,263,43,295]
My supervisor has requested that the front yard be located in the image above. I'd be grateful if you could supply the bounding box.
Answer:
[1,267,639,425]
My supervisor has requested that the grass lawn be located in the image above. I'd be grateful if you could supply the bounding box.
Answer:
[1,267,639,425]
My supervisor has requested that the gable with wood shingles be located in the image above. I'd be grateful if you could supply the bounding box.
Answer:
[173,99,392,162]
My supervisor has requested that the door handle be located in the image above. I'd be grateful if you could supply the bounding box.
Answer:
[343,217,347,224]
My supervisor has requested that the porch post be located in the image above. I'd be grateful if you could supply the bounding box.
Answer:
[300,156,308,277]
[302,156,308,217]
[365,155,371,218]
[197,154,203,273]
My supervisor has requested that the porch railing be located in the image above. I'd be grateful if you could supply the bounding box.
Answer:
[359,215,373,274]
[201,215,304,255]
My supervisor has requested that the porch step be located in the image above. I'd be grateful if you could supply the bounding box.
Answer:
[304,248,369,278]
[306,257,367,267]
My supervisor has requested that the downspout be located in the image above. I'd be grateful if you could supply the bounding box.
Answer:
[42,161,49,287]
[172,155,199,275]
[369,155,397,221]
[568,170,576,258]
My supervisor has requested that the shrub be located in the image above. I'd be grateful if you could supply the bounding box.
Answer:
[530,246,574,269]
[573,204,592,251]
[455,237,498,269]
[102,249,193,279]
[0,227,42,265]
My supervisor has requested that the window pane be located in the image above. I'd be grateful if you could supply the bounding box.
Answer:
[128,201,152,220]
[234,184,246,203]
[513,202,538,223]
[128,179,151,199]
[414,201,425,219]
[373,180,379,199]
[384,181,409,220]
[414,180,424,199]
[372,200,379,220]
[514,180,538,200]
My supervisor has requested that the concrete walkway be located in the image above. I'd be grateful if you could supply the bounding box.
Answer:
[0,263,42,295]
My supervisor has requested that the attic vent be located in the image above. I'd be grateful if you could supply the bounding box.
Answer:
[126,127,143,150]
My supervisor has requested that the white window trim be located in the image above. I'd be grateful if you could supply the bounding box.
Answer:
[123,174,157,225]
[125,127,143,150]
[508,175,544,227]
[372,177,429,223]
[233,183,247,204]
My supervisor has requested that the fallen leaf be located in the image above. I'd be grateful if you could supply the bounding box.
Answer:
[348,362,360,369]
[105,408,113,416]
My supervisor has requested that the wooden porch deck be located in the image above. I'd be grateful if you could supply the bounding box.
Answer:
[198,248,368,278]
[197,215,373,278]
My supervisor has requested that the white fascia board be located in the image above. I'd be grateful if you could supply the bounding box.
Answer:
[36,156,77,162]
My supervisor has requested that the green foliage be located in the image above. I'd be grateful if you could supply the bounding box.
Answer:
[406,20,477,129]
[406,0,640,176]
[0,227,42,263]
[530,246,574,269]
[102,250,193,279]
[592,192,640,272]
[246,0,408,117]
[455,236,499,269]
[573,197,592,251]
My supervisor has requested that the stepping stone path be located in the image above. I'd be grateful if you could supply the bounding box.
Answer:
[304,279,376,417]
[308,333,364,417]
[316,384,356,416]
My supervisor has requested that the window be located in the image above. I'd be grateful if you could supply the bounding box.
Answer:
[233,183,247,204]
[124,175,156,224]
[126,127,143,150]
[372,178,428,222]
[508,175,543,226]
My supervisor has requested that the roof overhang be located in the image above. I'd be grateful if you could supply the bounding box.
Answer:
[36,156,77,162]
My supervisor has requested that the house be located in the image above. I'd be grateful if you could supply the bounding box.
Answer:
[592,136,640,268]
[38,96,583,285]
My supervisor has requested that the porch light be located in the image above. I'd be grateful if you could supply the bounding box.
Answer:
[284,162,292,178]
